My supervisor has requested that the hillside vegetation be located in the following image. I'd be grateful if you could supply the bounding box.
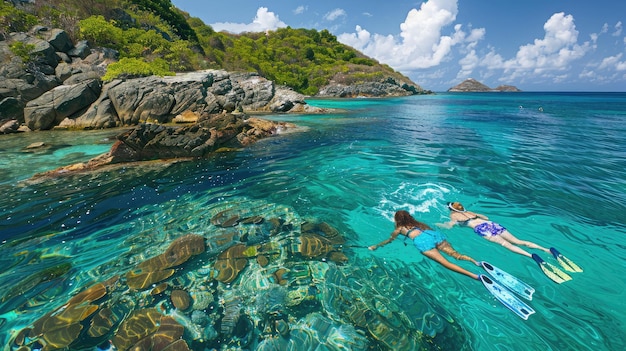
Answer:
[1,0,423,95]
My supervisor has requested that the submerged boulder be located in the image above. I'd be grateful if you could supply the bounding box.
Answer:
[30,113,297,178]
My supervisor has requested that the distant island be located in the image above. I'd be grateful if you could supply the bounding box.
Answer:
[448,78,521,92]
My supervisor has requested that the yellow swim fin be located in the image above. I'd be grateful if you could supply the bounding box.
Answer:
[550,247,583,273]
[532,254,572,284]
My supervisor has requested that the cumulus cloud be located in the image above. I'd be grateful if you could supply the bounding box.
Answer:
[338,0,479,70]
[601,23,609,34]
[211,7,286,33]
[612,21,623,37]
[294,6,307,15]
[599,53,626,71]
[457,50,479,78]
[599,53,621,69]
[324,8,347,21]
[495,12,588,80]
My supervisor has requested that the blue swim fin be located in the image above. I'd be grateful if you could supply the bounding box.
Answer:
[480,261,534,300]
[479,274,535,320]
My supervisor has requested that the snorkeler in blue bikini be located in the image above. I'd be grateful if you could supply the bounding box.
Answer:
[369,210,480,280]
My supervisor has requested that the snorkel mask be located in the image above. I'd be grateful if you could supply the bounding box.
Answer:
[447,202,465,212]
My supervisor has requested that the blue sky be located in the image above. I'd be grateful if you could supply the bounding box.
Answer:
[171,0,625,92]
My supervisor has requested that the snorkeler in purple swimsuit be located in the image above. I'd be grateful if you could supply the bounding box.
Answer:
[438,201,583,281]
[441,202,552,258]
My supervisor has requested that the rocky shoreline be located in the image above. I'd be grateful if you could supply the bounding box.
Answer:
[1,27,427,178]
[1,27,424,135]
[0,27,328,134]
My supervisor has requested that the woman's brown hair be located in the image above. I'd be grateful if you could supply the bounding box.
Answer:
[394,210,432,230]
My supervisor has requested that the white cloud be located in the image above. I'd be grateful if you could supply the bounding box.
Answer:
[457,50,479,78]
[339,25,371,49]
[601,23,609,34]
[612,21,623,37]
[294,6,307,15]
[500,12,588,77]
[599,53,626,71]
[590,33,599,48]
[579,69,596,80]
[598,53,621,70]
[211,7,286,33]
[324,8,347,21]
[338,0,474,70]
[466,27,486,44]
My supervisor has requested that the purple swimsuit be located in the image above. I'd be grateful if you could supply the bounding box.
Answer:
[473,222,506,237]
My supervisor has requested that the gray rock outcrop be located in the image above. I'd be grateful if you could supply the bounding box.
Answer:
[24,78,102,130]
[1,27,325,133]
[318,77,429,98]
[32,114,296,178]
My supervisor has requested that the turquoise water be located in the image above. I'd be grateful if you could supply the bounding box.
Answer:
[1,92,625,350]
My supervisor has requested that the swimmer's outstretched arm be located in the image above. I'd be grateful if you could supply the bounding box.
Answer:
[369,228,401,250]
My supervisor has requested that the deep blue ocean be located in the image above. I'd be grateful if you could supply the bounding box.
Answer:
[1,92,625,350]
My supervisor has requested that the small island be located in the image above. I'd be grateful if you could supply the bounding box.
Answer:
[448,78,521,92]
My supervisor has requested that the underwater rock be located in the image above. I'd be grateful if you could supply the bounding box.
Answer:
[25,142,47,149]
[211,209,240,227]
[256,254,269,267]
[126,268,175,290]
[29,304,94,348]
[219,290,242,336]
[204,231,238,255]
[151,282,169,296]
[301,221,345,244]
[171,289,191,311]
[190,290,214,311]
[1,262,72,314]
[126,234,205,290]
[213,243,249,284]
[5,200,468,351]
[67,282,107,304]
[88,307,119,338]
[111,308,162,350]
[160,233,206,267]
[23,281,113,349]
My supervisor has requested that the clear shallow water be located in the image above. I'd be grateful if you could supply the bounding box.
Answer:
[1,92,625,350]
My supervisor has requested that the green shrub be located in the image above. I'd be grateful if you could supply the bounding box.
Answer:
[8,42,36,63]
[0,2,38,34]
[163,40,197,71]
[102,57,174,80]
[79,15,125,49]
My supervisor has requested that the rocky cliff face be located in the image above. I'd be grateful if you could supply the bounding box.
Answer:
[0,28,325,134]
[448,78,521,92]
